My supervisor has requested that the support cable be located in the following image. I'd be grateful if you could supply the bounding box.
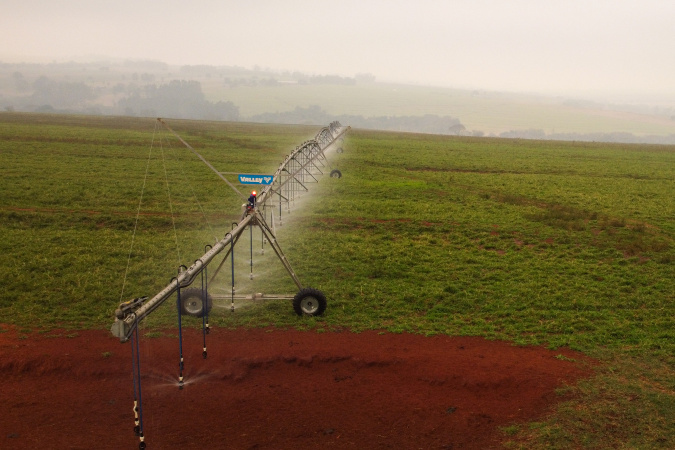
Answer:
[207,231,242,286]
[159,134,182,266]
[119,121,157,302]
[158,118,246,201]
[163,131,219,243]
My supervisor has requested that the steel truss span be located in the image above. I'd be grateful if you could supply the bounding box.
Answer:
[111,121,349,342]
[258,121,347,209]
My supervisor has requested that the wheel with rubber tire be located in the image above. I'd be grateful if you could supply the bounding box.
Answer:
[179,287,213,317]
[293,288,327,316]
[330,169,342,178]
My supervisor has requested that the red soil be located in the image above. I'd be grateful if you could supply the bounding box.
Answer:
[0,326,593,449]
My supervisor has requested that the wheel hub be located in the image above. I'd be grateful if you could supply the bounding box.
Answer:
[300,297,318,314]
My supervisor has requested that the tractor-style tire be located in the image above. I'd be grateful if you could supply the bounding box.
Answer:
[179,287,213,317]
[293,288,327,316]
[330,169,342,178]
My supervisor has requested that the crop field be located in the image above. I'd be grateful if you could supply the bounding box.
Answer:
[0,112,673,448]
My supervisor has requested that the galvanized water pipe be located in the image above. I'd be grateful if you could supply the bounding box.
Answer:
[111,213,254,342]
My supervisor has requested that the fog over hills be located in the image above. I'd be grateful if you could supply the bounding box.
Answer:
[1,59,673,144]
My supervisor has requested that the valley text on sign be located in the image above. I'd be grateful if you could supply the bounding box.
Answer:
[238,174,274,185]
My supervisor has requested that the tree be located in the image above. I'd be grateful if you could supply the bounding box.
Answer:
[448,123,466,135]
[12,72,30,92]
[117,80,239,121]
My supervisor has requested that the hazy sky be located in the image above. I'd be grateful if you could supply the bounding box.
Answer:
[3,0,674,97]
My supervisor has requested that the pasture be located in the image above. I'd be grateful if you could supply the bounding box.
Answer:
[0,112,673,448]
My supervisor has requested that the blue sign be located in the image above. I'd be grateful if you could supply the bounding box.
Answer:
[238,174,274,185]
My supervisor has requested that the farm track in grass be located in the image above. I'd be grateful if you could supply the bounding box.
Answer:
[0,112,673,448]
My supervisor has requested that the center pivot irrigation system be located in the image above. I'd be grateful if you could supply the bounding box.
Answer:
[111,119,349,449]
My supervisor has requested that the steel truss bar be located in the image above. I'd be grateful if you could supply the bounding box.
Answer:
[263,143,326,202]
[112,214,254,342]
[211,294,294,301]
[253,211,302,289]
[207,228,245,285]
[256,123,350,207]
[111,121,349,343]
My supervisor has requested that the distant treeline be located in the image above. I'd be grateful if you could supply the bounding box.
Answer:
[249,105,465,135]
[223,74,365,88]
[498,128,675,145]
[117,80,239,121]
[4,75,240,121]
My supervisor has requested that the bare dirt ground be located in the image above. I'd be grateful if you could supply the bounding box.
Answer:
[0,325,593,449]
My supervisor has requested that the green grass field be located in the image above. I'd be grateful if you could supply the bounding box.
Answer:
[0,112,673,448]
